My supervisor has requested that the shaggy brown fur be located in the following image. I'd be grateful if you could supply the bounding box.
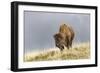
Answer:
[54,24,75,51]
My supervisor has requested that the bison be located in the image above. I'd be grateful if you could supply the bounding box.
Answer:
[54,24,75,51]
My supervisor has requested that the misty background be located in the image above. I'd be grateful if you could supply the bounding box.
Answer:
[24,11,90,53]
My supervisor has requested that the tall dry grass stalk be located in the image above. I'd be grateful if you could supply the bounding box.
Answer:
[24,42,90,62]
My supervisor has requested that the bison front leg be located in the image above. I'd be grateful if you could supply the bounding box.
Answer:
[59,44,65,51]
[67,44,70,49]
[65,37,71,49]
[69,41,72,48]
[65,41,69,49]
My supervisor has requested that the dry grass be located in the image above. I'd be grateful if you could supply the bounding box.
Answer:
[24,42,90,62]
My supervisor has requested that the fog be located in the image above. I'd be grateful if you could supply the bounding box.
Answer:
[24,11,90,53]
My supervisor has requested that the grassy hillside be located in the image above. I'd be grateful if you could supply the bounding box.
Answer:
[24,42,90,62]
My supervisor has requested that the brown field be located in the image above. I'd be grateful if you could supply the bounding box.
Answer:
[24,42,90,62]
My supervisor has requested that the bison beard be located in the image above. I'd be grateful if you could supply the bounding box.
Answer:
[54,24,75,51]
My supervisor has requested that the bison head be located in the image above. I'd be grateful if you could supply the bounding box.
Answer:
[53,33,66,51]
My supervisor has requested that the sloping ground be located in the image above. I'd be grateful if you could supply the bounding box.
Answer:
[24,42,90,62]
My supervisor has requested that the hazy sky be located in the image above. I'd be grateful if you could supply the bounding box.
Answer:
[24,11,90,53]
